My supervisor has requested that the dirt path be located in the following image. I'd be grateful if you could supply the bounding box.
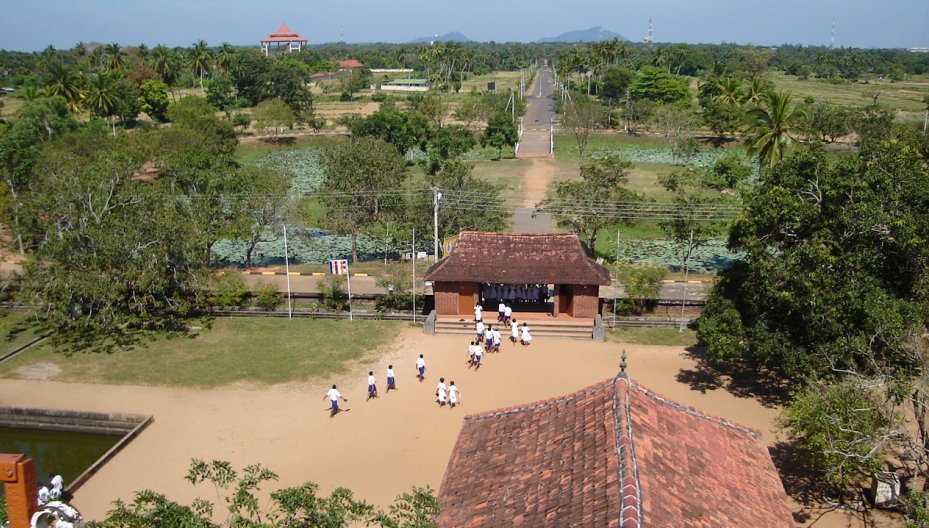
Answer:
[0,327,881,527]
[511,159,556,233]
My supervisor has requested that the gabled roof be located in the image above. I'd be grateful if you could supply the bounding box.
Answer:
[261,23,308,43]
[338,59,364,69]
[437,375,792,528]
[424,231,611,285]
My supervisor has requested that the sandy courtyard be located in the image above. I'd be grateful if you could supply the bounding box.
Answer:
[0,327,871,526]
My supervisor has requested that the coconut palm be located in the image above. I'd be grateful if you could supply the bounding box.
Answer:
[215,43,236,75]
[670,44,689,75]
[44,62,84,112]
[71,42,87,60]
[136,43,149,61]
[103,43,127,73]
[713,77,743,106]
[742,77,768,106]
[649,46,666,69]
[744,90,807,168]
[148,44,180,95]
[188,40,212,90]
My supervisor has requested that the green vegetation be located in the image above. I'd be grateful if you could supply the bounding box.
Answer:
[0,310,44,355]
[607,327,699,347]
[0,318,398,388]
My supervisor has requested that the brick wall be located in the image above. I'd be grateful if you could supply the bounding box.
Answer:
[434,282,459,315]
[572,285,600,319]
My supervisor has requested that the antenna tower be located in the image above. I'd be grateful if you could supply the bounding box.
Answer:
[829,18,835,49]
[340,26,345,44]
[644,18,654,45]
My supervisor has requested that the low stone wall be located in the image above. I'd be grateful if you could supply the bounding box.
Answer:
[0,407,153,493]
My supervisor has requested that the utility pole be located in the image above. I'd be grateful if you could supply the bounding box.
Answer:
[412,227,416,323]
[283,225,292,319]
[433,187,442,262]
[613,230,620,327]
[679,228,694,331]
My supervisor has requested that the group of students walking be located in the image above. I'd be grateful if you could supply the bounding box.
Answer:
[322,304,537,417]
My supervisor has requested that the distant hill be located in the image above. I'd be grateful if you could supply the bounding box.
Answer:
[409,32,473,44]
[537,26,626,43]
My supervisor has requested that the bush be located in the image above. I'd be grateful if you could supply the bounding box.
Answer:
[254,282,283,310]
[232,112,251,132]
[210,272,248,309]
[371,92,387,102]
[340,92,352,102]
[319,275,348,311]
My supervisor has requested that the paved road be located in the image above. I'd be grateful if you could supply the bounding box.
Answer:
[516,68,555,158]
[240,272,708,301]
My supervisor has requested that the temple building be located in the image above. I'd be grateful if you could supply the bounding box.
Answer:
[424,231,610,320]
[438,372,793,527]
[260,23,308,56]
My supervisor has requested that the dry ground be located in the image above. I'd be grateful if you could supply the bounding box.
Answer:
[0,326,897,526]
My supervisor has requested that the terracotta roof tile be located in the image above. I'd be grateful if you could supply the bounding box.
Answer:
[438,376,792,527]
[424,231,611,286]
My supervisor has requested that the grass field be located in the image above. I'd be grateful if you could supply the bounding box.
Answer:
[234,134,347,165]
[469,157,531,203]
[0,310,45,355]
[0,318,400,388]
[769,71,929,116]
[608,327,699,347]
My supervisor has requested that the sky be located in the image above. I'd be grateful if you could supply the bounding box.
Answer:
[0,0,926,51]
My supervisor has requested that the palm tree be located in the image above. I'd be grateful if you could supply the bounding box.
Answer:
[103,43,127,73]
[744,90,807,168]
[71,42,87,60]
[215,43,236,75]
[188,40,212,90]
[136,43,149,61]
[670,44,689,75]
[649,46,666,69]
[83,73,119,135]
[149,44,180,96]
[44,62,84,112]
[713,77,743,106]
[742,77,768,106]
[393,46,407,68]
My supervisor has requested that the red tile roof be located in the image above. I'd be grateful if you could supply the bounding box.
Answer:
[261,23,308,43]
[424,231,611,286]
[437,375,792,528]
[338,59,364,69]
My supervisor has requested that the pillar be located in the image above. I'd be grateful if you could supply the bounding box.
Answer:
[1,454,38,528]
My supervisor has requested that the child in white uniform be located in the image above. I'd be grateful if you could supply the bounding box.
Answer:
[448,381,460,407]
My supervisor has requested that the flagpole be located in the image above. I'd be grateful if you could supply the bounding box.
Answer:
[346,261,353,322]
[412,227,416,323]
[283,225,292,319]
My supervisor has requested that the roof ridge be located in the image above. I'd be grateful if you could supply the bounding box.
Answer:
[461,378,613,422]
[612,376,643,528]
[627,379,762,438]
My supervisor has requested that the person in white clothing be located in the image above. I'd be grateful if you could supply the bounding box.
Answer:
[386,365,396,392]
[497,301,506,323]
[416,354,426,381]
[324,384,348,417]
[473,344,483,369]
[474,304,483,322]
[436,378,447,406]
[503,304,513,327]
[448,381,460,407]
[48,473,63,500]
[511,318,520,343]
[492,327,501,353]
[521,323,532,346]
[475,320,485,341]
[37,484,50,506]
[367,371,378,400]
[467,340,478,367]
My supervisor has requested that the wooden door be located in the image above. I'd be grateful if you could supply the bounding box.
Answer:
[458,283,475,314]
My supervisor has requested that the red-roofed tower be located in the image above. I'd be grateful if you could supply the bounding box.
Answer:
[260,23,308,56]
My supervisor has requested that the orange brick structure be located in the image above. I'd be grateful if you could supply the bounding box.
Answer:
[438,374,793,527]
[0,454,38,528]
[424,232,610,320]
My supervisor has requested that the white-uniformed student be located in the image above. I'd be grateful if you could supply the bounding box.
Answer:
[484,325,494,350]
[436,377,447,406]
[511,318,520,343]
[473,343,483,369]
[497,301,506,322]
[367,370,378,400]
[324,384,348,416]
[386,365,396,391]
[475,320,485,341]
[474,304,483,322]
[521,322,532,346]
[416,354,426,381]
[492,327,502,352]
[504,304,513,327]
[448,381,460,407]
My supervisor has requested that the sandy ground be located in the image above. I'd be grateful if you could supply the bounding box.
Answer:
[0,327,886,526]
[521,159,556,207]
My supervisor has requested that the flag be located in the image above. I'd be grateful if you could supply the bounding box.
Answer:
[329,259,349,275]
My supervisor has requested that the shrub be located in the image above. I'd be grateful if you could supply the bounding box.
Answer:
[319,275,348,311]
[254,282,282,310]
[371,92,387,102]
[210,272,248,309]
[340,92,352,102]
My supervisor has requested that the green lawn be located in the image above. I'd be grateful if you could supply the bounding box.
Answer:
[0,310,46,356]
[608,327,699,347]
[0,318,400,388]
[234,135,348,165]
[469,157,531,204]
